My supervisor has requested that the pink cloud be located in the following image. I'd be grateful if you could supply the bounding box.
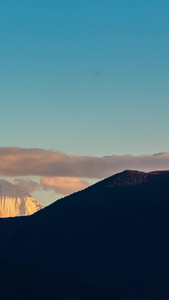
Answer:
[12,176,90,196]
[0,147,169,179]
[40,177,89,195]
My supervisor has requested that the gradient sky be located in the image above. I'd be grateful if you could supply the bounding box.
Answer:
[1,1,169,206]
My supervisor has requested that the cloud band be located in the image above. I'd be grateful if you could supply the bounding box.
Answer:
[1,147,169,179]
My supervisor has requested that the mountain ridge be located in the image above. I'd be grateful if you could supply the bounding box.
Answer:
[86,169,169,190]
[0,170,169,299]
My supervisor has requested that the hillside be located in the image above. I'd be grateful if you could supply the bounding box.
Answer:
[0,170,169,299]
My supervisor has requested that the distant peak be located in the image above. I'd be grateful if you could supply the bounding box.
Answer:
[0,179,44,218]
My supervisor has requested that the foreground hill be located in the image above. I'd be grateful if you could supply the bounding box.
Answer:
[0,179,43,217]
[0,260,110,300]
[1,170,169,299]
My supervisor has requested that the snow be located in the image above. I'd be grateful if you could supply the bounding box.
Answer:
[0,180,43,217]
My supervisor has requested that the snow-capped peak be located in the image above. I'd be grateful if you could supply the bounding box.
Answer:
[0,179,43,218]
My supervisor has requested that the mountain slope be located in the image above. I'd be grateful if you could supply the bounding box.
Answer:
[0,260,112,300]
[0,179,43,217]
[1,170,169,299]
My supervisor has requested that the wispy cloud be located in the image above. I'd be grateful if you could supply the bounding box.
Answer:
[12,178,41,193]
[13,177,89,195]
[1,147,169,180]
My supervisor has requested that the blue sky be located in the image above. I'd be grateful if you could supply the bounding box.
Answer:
[0,1,169,205]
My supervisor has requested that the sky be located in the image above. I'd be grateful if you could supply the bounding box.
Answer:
[0,1,169,206]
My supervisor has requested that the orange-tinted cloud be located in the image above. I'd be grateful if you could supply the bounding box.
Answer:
[0,147,169,178]
[12,176,89,195]
[40,177,89,195]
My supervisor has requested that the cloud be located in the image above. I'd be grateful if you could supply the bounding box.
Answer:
[6,147,169,196]
[12,178,41,194]
[40,177,89,195]
[12,176,89,195]
[0,147,169,179]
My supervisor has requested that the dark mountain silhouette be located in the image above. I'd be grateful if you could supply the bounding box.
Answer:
[1,170,169,299]
[0,260,111,300]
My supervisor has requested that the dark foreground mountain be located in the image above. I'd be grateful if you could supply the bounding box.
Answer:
[1,170,169,299]
[0,260,110,300]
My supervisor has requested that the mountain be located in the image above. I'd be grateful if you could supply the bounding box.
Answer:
[0,179,43,217]
[0,260,111,300]
[0,170,169,299]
